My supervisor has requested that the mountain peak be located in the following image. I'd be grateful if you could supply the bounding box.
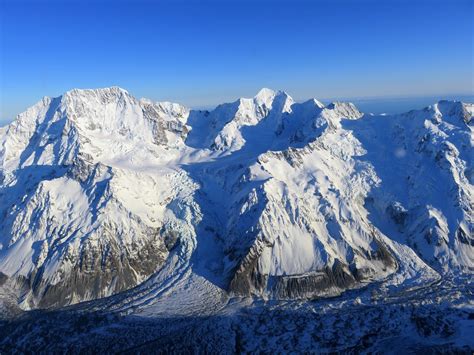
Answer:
[304,98,325,109]
[253,88,290,107]
[432,100,472,125]
[255,87,276,100]
[326,101,362,119]
[64,86,131,101]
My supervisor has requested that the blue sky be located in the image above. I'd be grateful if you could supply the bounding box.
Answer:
[0,0,472,122]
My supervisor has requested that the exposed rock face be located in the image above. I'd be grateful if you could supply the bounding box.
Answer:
[26,221,170,309]
[0,87,472,309]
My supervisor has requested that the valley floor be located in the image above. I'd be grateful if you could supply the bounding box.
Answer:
[0,276,472,354]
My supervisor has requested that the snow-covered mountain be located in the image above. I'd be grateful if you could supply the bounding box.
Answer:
[0,87,472,310]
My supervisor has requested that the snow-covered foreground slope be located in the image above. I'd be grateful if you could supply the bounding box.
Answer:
[0,87,472,310]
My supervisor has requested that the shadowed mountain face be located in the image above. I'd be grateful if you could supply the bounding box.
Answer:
[0,87,472,310]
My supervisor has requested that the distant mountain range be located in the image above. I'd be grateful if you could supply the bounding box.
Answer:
[0,87,472,311]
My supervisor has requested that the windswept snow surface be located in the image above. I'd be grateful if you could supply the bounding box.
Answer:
[0,87,472,350]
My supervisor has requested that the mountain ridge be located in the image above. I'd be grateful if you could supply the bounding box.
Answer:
[0,87,472,310]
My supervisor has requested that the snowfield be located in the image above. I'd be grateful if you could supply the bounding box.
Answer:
[0,87,472,352]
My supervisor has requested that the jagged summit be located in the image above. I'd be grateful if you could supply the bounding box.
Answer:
[66,86,130,96]
[232,88,293,114]
[253,87,290,108]
[326,101,362,119]
[431,100,472,124]
[255,87,276,103]
[60,86,134,110]
[303,98,325,109]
